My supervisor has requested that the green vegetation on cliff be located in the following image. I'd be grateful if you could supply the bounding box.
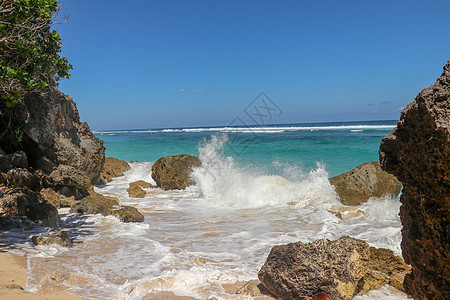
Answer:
[0,0,71,150]
[0,0,72,107]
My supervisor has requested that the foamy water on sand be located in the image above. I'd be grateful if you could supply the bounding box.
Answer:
[1,135,409,299]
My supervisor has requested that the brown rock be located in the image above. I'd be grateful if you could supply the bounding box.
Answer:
[40,188,76,209]
[112,205,144,222]
[379,61,450,299]
[0,150,28,172]
[6,168,40,191]
[49,165,90,199]
[258,236,370,300]
[11,88,105,184]
[31,230,72,247]
[127,181,152,198]
[152,154,201,190]
[0,187,59,227]
[329,161,402,205]
[69,194,119,216]
[102,157,131,182]
[70,194,144,223]
[235,280,273,297]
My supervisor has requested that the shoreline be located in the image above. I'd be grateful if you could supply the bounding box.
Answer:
[0,252,85,300]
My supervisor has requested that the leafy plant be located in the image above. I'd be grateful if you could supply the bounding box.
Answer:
[0,0,72,107]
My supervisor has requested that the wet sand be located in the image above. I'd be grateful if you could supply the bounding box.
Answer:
[0,252,85,299]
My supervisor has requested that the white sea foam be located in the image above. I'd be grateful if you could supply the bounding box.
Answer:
[191,135,340,209]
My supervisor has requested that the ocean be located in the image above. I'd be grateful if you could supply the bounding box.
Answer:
[2,120,410,299]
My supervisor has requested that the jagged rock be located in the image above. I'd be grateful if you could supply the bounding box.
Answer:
[152,154,201,190]
[101,157,131,182]
[379,60,450,299]
[12,88,105,184]
[69,194,119,216]
[49,164,90,199]
[0,213,37,231]
[0,187,59,227]
[0,150,28,172]
[31,230,72,247]
[235,280,273,297]
[258,236,370,300]
[6,168,40,191]
[112,205,144,222]
[355,247,411,294]
[329,161,402,205]
[40,188,76,209]
[258,237,410,300]
[127,181,152,198]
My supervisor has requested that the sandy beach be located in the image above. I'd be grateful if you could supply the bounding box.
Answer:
[0,252,85,300]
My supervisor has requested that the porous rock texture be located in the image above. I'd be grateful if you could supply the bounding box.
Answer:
[258,237,410,300]
[31,230,72,247]
[0,187,59,227]
[101,157,131,182]
[329,161,402,205]
[14,88,105,184]
[152,154,201,190]
[379,61,450,299]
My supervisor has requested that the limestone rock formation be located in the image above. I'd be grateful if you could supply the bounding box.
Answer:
[6,168,40,191]
[49,165,90,199]
[70,194,144,222]
[379,61,450,299]
[329,161,402,205]
[0,213,37,231]
[258,237,410,300]
[152,154,201,190]
[31,230,72,247]
[112,206,144,222]
[40,188,76,209]
[13,88,105,184]
[102,157,131,182]
[69,194,119,216]
[235,280,273,297]
[0,187,59,227]
[0,151,28,172]
[127,180,152,198]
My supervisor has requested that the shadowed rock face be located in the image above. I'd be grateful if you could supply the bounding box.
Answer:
[15,88,105,184]
[152,154,201,190]
[379,61,450,299]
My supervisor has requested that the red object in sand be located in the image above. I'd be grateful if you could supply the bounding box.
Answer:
[312,292,331,300]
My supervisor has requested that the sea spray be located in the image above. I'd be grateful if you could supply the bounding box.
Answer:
[191,134,341,209]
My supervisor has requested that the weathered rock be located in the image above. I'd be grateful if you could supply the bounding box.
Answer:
[31,230,72,247]
[235,280,273,297]
[101,157,131,182]
[0,187,59,227]
[112,205,144,222]
[69,194,119,216]
[152,154,201,190]
[127,181,152,198]
[0,150,28,172]
[379,61,450,299]
[355,247,411,295]
[49,165,90,199]
[40,188,76,209]
[0,213,37,231]
[70,194,144,223]
[6,168,40,191]
[330,161,402,205]
[12,88,105,184]
[258,236,370,300]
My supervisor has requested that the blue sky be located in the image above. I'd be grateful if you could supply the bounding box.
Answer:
[57,0,450,130]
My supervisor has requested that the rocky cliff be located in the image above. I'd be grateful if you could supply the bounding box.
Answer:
[379,61,450,299]
[14,88,105,184]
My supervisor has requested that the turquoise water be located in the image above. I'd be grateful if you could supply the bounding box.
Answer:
[97,120,396,177]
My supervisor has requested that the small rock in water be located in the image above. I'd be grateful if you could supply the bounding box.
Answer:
[31,230,72,247]
[112,205,144,222]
